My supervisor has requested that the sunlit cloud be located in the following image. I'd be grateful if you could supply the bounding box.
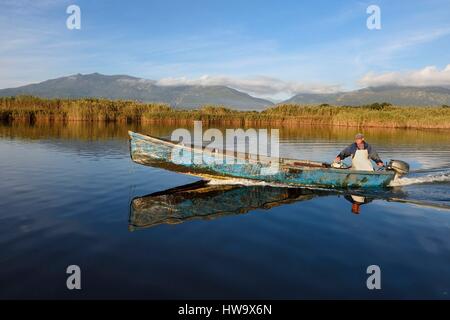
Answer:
[157,75,341,98]
[359,65,450,88]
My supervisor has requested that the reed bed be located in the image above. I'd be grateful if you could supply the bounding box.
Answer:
[1,96,449,129]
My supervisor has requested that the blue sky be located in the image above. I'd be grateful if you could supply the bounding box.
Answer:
[1,0,450,99]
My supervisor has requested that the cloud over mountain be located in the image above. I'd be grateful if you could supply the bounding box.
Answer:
[156,75,341,99]
[359,65,450,88]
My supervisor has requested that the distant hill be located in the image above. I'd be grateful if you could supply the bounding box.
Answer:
[2,74,450,109]
[282,86,450,106]
[0,73,273,110]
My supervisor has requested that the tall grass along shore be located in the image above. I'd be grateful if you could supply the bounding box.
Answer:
[1,96,449,129]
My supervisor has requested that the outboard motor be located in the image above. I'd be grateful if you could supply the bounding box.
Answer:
[386,160,410,177]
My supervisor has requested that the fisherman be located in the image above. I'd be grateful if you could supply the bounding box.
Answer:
[334,133,384,171]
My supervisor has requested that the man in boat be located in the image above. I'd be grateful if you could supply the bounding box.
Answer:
[334,133,384,171]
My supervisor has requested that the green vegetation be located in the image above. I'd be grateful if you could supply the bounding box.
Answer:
[1,96,450,129]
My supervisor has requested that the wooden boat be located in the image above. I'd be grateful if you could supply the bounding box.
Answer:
[128,131,398,188]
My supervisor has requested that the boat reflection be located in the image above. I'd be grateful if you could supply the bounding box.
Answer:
[129,180,380,230]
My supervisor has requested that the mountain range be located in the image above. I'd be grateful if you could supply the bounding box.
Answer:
[0,73,272,110]
[1,73,449,109]
[284,86,450,106]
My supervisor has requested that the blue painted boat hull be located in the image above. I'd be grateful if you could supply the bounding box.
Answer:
[128,131,395,188]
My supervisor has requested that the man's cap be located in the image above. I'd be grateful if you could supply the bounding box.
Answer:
[355,133,364,139]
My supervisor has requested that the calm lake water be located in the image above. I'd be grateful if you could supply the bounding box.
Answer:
[0,122,449,299]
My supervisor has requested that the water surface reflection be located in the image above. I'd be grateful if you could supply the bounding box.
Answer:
[1,121,450,299]
[130,181,450,231]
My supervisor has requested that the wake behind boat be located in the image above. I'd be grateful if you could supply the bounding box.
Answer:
[128,131,409,188]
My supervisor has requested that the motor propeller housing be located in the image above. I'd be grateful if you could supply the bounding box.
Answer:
[386,160,410,176]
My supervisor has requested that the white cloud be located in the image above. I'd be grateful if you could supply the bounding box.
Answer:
[359,65,450,88]
[156,75,341,99]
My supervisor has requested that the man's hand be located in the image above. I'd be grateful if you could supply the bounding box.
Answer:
[376,162,384,167]
[334,157,341,163]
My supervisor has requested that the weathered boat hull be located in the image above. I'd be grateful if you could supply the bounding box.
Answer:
[128,131,395,188]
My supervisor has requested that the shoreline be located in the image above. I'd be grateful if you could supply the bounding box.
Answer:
[1,96,450,129]
[3,118,450,130]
